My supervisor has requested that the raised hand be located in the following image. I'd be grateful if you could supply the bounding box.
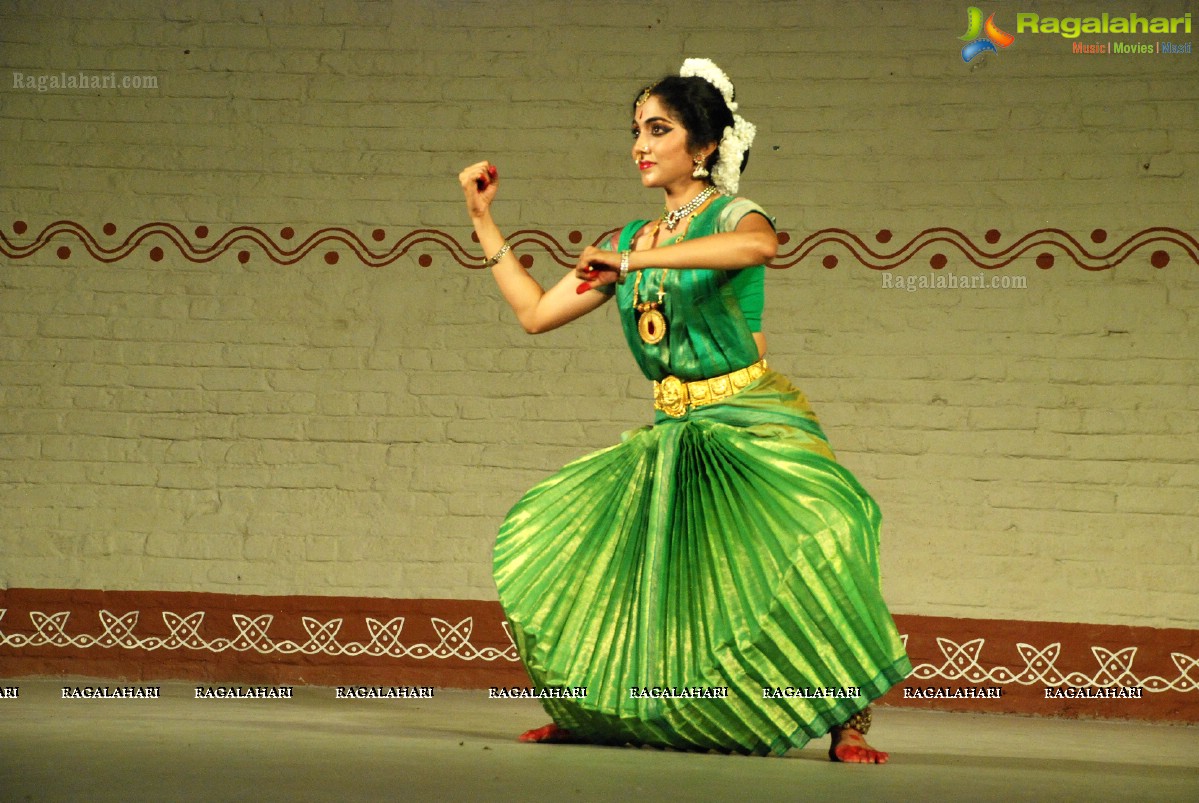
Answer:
[458,161,499,220]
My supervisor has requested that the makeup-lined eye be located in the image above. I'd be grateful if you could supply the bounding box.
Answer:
[630,122,672,139]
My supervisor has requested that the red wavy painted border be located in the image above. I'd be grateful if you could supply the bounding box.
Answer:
[1,220,1195,270]
[784,226,1197,271]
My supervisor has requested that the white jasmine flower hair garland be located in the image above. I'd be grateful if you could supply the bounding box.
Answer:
[679,58,756,195]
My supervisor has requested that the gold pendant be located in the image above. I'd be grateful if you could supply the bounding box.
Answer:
[638,307,666,344]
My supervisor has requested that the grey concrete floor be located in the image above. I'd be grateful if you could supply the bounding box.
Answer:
[0,678,1196,802]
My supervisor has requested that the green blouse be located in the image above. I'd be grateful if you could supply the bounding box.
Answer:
[608,196,774,382]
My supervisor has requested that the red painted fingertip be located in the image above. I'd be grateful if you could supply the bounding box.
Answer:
[576,282,592,295]
[475,166,497,191]
[476,165,498,190]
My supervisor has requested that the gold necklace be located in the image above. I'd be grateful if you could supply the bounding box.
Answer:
[629,193,718,345]
[632,270,668,344]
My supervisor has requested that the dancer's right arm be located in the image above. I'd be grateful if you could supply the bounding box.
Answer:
[459,162,611,334]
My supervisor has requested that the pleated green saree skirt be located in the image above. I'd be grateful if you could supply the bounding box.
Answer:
[493,370,911,756]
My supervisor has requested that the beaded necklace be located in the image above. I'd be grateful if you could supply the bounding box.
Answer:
[662,186,716,231]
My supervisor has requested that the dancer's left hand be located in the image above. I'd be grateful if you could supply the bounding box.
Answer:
[574,246,622,293]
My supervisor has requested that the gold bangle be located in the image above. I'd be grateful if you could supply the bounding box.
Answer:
[483,242,511,268]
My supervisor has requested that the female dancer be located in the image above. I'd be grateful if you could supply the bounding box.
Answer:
[458,59,910,763]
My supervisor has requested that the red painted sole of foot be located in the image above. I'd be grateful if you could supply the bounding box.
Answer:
[518,723,573,743]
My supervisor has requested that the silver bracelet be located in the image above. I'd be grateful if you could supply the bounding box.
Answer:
[618,250,630,284]
[483,242,511,268]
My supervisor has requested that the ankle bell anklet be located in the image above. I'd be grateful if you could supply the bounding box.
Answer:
[840,706,872,734]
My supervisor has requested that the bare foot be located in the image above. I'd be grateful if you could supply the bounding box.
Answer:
[828,727,889,764]
[518,723,576,743]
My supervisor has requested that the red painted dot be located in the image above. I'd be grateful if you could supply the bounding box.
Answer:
[930,254,947,269]
[876,230,892,244]
[470,231,480,243]
[984,229,1001,244]
[418,254,432,267]
[103,222,117,236]
[520,254,534,269]
[238,250,250,264]
[194,225,209,238]
[324,251,339,265]
[1150,250,1169,268]
[150,246,164,261]
[372,228,386,242]
[1036,253,1054,269]
[822,255,838,269]
[776,231,790,246]
[1091,228,1107,243]
[13,220,27,235]
[280,227,294,240]
[56,246,71,259]
[568,230,582,244]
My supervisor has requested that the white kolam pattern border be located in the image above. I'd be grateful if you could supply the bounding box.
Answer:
[0,608,518,661]
[0,607,1196,693]
[902,635,1198,693]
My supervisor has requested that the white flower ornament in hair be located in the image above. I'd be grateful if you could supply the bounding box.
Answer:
[680,58,737,111]
[679,58,756,195]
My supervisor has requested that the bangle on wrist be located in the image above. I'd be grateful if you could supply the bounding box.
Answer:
[618,250,630,284]
[482,241,511,268]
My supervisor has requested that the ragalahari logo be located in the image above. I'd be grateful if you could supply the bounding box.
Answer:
[960,7,1015,62]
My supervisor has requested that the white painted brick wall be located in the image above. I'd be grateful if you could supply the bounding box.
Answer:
[0,1,1195,627]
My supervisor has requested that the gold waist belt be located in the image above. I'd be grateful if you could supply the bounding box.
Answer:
[653,358,768,419]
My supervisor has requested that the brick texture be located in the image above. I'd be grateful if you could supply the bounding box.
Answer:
[0,1,1196,627]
